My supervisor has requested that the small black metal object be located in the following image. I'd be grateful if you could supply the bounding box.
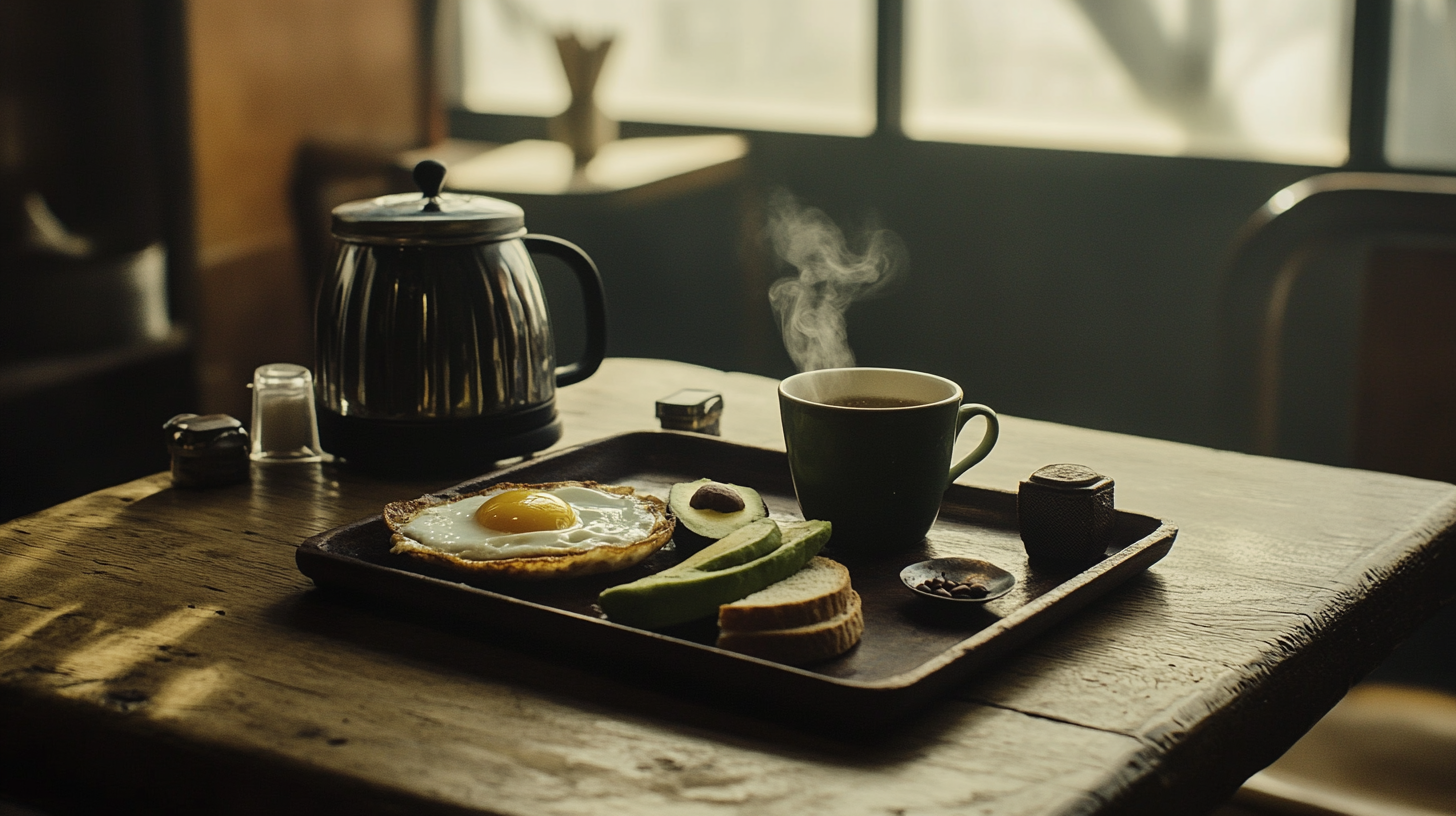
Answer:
[164,413,250,488]
[414,160,446,212]
[1018,463,1115,572]
[413,159,447,204]
[655,389,723,436]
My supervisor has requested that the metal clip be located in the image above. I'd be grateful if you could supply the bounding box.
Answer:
[655,389,724,436]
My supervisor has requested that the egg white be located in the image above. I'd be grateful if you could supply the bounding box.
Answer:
[393,485,658,561]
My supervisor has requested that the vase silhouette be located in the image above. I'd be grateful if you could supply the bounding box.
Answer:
[548,33,618,169]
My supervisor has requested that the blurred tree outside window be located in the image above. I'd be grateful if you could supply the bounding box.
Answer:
[904,0,1354,164]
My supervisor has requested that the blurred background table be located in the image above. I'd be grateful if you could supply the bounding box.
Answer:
[0,357,1452,815]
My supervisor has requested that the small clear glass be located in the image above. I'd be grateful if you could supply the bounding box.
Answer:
[249,363,324,462]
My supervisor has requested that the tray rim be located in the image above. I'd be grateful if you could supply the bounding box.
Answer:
[297,430,1177,694]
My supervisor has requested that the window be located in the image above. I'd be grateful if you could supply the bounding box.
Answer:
[903,0,1354,164]
[458,0,876,136]
[455,0,1456,172]
[1386,0,1456,169]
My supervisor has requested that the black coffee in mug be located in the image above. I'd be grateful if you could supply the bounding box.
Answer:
[821,396,925,409]
[778,368,999,551]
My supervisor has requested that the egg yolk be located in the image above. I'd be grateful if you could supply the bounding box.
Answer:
[474,489,578,533]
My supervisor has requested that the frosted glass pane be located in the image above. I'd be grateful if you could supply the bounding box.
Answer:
[1386,0,1456,170]
[459,0,876,136]
[904,0,1353,165]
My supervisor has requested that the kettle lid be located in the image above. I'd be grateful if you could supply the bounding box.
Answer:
[331,160,525,245]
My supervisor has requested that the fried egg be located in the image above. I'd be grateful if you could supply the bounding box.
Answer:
[384,481,674,580]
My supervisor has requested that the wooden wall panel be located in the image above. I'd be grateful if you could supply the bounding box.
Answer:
[187,0,422,418]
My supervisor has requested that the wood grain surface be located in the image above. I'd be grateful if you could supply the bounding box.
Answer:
[2,357,1454,815]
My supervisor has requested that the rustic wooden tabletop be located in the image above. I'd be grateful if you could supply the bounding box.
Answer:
[1,357,1453,815]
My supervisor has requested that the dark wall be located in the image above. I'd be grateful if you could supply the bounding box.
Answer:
[1,0,194,521]
[745,135,1318,449]
[476,117,1324,452]
[0,0,171,256]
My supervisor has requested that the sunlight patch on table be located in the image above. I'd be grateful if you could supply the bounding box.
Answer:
[148,663,229,719]
[0,603,81,654]
[55,606,218,688]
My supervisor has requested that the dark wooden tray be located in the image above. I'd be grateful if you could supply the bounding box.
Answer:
[296,431,1176,733]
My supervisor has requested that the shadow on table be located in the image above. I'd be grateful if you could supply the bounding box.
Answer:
[271,585,987,757]
[1212,607,1456,816]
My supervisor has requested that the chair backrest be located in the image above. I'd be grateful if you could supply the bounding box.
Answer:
[1220,172,1456,477]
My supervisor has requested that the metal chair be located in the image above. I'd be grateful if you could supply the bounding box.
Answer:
[1220,171,1456,468]
[1223,683,1456,816]
[1219,172,1456,815]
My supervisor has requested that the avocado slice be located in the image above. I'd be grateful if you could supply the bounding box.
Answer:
[598,520,832,629]
[675,517,781,572]
[668,479,768,547]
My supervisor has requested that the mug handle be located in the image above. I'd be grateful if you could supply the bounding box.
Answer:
[948,404,999,486]
[524,234,608,387]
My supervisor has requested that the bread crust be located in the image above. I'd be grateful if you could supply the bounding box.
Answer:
[717,591,864,665]
[717,556,853,631]
[385,481,673,581]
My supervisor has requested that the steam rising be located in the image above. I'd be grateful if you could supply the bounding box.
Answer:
[767,191,906,372]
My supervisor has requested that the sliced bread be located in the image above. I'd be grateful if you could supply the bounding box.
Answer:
[717,591,863,665]
[717,556,853,631]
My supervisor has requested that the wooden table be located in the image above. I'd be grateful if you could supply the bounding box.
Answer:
[1,358,1453,815]
[401,136,749,203]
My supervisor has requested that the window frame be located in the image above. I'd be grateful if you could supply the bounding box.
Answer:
[447,0,1406,172]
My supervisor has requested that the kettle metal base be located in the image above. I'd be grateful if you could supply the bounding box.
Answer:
[318,402,563,477]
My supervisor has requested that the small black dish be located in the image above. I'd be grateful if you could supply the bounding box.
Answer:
[900,557,1016,603]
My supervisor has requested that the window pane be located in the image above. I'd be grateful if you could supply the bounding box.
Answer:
[904,0,1353,165]
[459,0,876,136]
[1386,0,1456,170]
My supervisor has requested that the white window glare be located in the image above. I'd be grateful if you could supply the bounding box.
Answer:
[903,0,1354,165]
[1386,0,1456,170]
[458,0,877,137]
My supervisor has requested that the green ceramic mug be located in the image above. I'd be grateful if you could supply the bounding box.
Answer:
[779,368,999,551]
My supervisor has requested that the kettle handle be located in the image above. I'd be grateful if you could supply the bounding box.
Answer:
[523,234,608,388]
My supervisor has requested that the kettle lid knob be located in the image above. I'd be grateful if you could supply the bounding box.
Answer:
[413,160,447,200]
[331,159,524,243]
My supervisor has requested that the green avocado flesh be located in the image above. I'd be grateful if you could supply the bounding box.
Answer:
[598,519,832,629]
[668,479,768,543]
[676,517,782,572]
